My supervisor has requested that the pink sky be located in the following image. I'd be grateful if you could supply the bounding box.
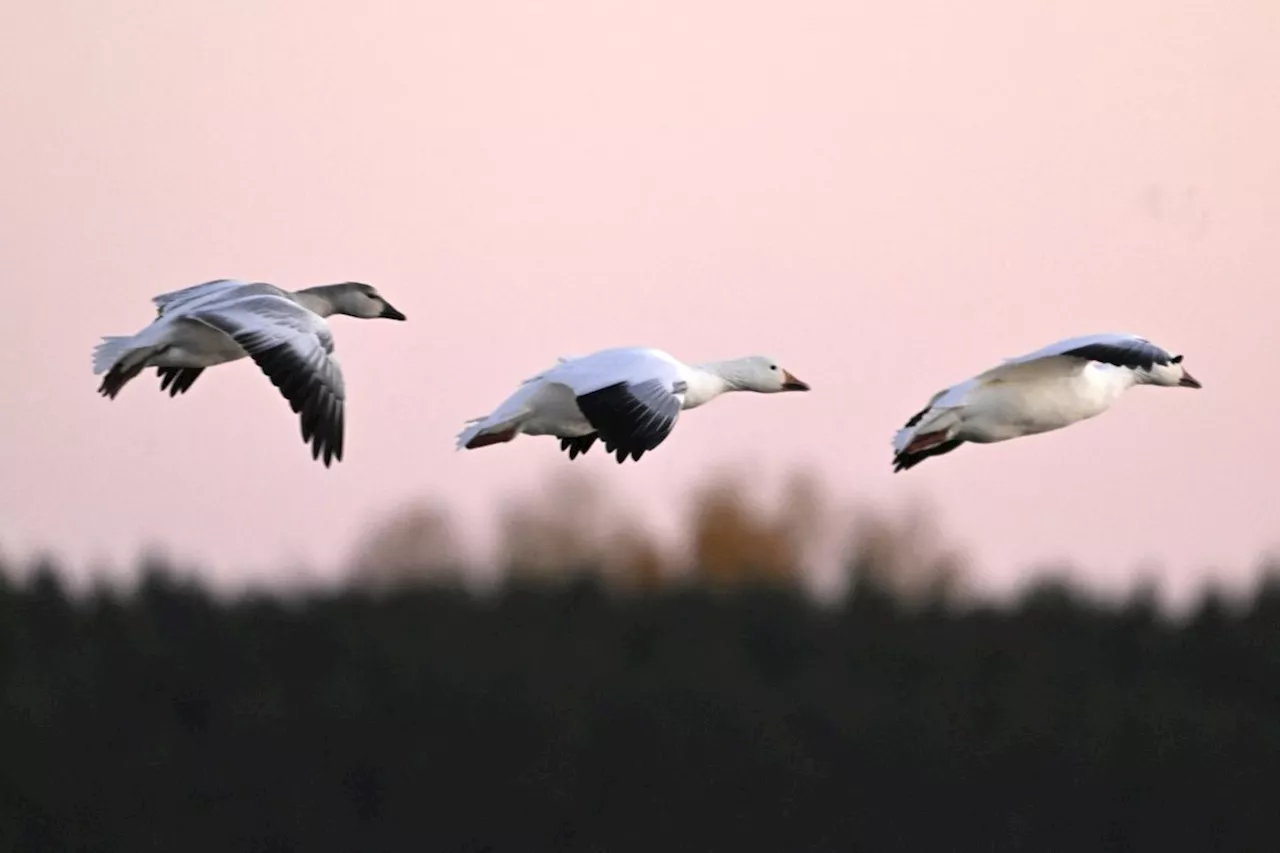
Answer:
[2,0,1278,603]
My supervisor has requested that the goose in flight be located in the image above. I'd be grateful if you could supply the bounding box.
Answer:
[892,332,1201,472]
[92,279,406,466]
[456,346,810,463]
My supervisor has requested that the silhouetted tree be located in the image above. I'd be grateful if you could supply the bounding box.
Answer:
[843,501,967,606]
[3,548,1280,851]
[347,501,465,590]
[687,478,802,587]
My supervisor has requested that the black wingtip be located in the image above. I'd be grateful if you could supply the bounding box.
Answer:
[559,434,598,461]
[250,341,345,469]
[157,367,205,397]
[575,381,679,465]
[1062,341,1174,372]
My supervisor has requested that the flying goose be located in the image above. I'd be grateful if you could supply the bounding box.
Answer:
[892,332,1201,472]
[92,279,406,466]
[456,346,810,463]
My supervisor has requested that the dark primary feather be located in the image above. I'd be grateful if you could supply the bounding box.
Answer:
[1060,339,1175,371]
[157,367,204,397]
[575,379,681,463]
[246,341,344,466]
[192,300,346,467]
[559,434,598,460]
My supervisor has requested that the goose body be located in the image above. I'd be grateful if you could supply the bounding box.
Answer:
[892,333,1201,471]
[92,278,406,466]
[457,346,810,463]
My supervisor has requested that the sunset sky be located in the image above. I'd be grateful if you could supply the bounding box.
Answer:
[2,0,1278,603]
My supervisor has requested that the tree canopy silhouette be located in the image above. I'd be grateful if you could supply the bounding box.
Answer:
[3,548,1280,851]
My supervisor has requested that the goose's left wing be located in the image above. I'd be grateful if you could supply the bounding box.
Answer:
[979,333,1179,384]
[189,294,347,466]
[1006,333,1177,370]
[551,351,686,463]
[574,377,684,463]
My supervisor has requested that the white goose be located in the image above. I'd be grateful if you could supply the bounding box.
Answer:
[892,332,1201,472]
[456,346,810,463]
[92,279,407,466]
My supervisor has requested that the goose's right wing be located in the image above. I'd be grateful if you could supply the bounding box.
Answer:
[152,279,257,316]
[189,294,347,466]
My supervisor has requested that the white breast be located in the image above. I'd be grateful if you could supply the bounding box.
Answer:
[961,365,1126,443]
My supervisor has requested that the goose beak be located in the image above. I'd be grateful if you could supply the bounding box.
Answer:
[1179,370,1201,389]
[380,302,407,321]
[781,370,810,392]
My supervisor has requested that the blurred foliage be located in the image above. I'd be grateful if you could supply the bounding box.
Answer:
[3,536,1280,849]
[348,501,466,591]
[345,470,968,604]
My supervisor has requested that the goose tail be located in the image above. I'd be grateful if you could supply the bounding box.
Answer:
[94,336,158,399]
[891,407,964,472]
[92,336,135,375]
[455,417,488,450]
[455,417,522,451]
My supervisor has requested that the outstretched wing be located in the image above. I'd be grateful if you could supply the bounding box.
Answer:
[152,279,257,317]
[575,377,684,463]
[538,348,688,463]
[1001,333,1176,370]
[975,333,1180,385]
[190,294,346,466]
[1050,335,1178,370]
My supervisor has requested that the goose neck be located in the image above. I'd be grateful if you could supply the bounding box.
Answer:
[684,363,736,408]
[290,287,338,318]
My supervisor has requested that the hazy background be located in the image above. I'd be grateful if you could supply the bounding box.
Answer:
[2,0,1277,604]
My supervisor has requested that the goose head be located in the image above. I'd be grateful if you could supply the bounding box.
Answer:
[319,282,407,321]
[718,356,810,393]
[1143,354,1201,389]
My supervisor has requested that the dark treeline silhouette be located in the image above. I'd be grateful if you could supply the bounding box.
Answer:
[4,554,1280,852]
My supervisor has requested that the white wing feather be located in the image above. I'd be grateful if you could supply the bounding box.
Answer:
[152,279,259,316]
[539,347,684,397]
